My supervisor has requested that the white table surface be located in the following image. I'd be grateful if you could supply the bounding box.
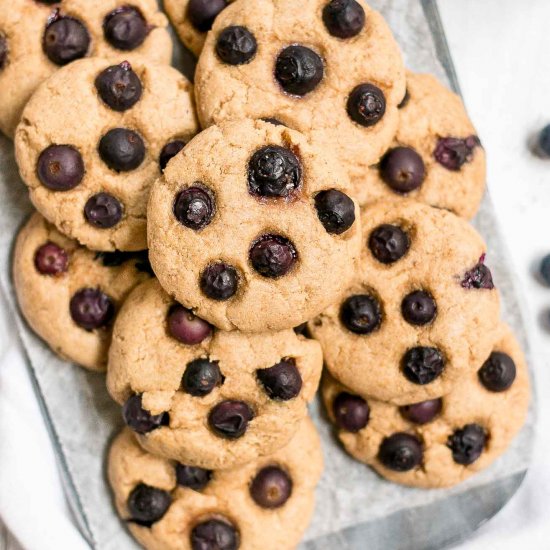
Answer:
[2,1,550,549]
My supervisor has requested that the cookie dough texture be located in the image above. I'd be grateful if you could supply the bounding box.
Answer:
[352,72,486,219]
[107,278,323,469]
[0,0,172,138]
[322,324,530,488]
[13,213,151,371]
[15,57,198,251]
[148,119,361,332]
[109,417,323,550]
[194,0,406,178]
[309,199,501,405]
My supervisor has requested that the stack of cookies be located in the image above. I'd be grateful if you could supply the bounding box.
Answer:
[3,0,530,547]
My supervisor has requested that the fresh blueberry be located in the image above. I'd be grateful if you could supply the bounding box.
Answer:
[200,263,239,301]
[347,83,386,127]
[208,400,254,439]
[43,14,90,65]
[167,305,212,345]
[216,26,257,65]
[127,483,171,527]
[379,147,426,194]
[190,518,239,550]
[173,187,215,230]
[182,358,223,397]
[401,290,437,326]
[399,398,442,424]
[37,145,85,191]
[332,392,369,432]
[314,189,356,234]
[95,61,142,111]
[478,352,516,392]
[256,359,302,401]
[84,193,123,228]
[99,128,145,172]
[250,466,292,508]
[69,288,114,330]
[447,423,486,465]
[378,433,423,471]
[340,294,382,334]
[103,6,148,50]
[322,0,365,39]
[34,242,69,276]
[176,464,212,491]
[402,346,445,385]
[187,0,228,32]
[368,224,410,264]
[122,394,169,434]
[275,45,324,96]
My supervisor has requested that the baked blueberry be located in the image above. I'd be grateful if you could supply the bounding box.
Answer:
[540,254,550,286]
[200,263,238,300]
[69,287,114,330]
[434,135,480,171]
[127,483,171,527]
[378,433,423,471]
[447,423,486,465]
[84,193,123,229]
[103,6,148,50]
[478,352,516,392]
[314,189,356,234]
[182,358,223,396]
[323,0,365,39]
[398,88,410,109]
[380,147,426,193]
[368,224,410,264]
[37,145,84,191]
[399,398,442,425]
[122,394,169,434]
[248,145,301,198]
[402,346,445,385]
[401,290,437,325]
[95,61,142,111]
[249,234,297,278]
[257,359,302,401]
[340,294,382,334]
[191,518,239,550]
[216,26,257,65]
[347,83,386,127]
[461,254,494,289]
[333,392,369,432]
[0,34,7,70]
[250,466,292,509]
[159,140,186,171]
[167,304,212,345]
[188,0,228,32]
[208,400,254,439]
[99,128,145,172]
[173,187,215,230]
[275,45,324,96]
[43,14,90,65]
[34,242,69,276]
[176,464,212,491]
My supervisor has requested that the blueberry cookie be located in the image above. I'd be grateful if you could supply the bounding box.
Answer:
[107,278,323,469]
[147,119,361,332]
[322,324,530,488]
[13,213,152,371]
[164,0,235,56]
[15,57,198,251]
[0,0,171,139]
[308,199,501,405]
[351,72,486,219]
[194,0,406,179]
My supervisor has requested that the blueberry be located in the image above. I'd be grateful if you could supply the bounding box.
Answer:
[256,359,302,401]
[84,193,123,229]
[332,392,369,432]
[249,234,297,278]
[43,14,90,65]
[122,394,169,434]
[0,34,7,70]
[368,224,410,264]
[95,61,142,111]
[127,483,171,527]
[402,346,445,385]
[323,0,365,38]
[434,136,480,171]
[216,26,257,65]
[399,398,442,425]
[208,400,254,439]
[447,423,486,465]
[379,147,426,193]
[99,128,145,172]
[478,352,516,392]
[378,433,423,471]
[182,358,223,397]
[250,466,292,509]
[37,145,84,191]
[34,242,69,276]
[69,288,114,330]
[539,254,550,286]
[173,187,215,230]
[461,254,494,289]
[261,117,286,127]
[275,45,324,96]
[538,125,550,157]
[187,0,228,32]
[167,305,212,345]
[159,140,186,171]
[401,290,437,326]
[175,464,212,491]
[398,88,410,109]
[347,84,386,127]
[103,7,148,51]
[248,145,302,198]
[340,294,382,334]
[191,518,239,550]
[200,263,239,301]
[314,189,356,234]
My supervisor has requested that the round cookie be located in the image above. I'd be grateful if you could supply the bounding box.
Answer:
[147,118,361,332]
[13,212,152,371]
[0,0,172,139]
[308,199,501,405]
[108,417,323,550]
[194,0,406,178]
[107,278,323,469]
[15,57,198,251]
[322,324,530,488]
[164,0,235,57]
[351,72,486,219]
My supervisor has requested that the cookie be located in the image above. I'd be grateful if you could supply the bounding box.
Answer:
[13,212,152,371]
[322,324,530,488]
[351,72,486,219]
[164,0,235,57]
[308,199,501,405]
[194,0,406,178]
[147,118,361,332]
[108,416,323,550]
[0,0,172,139]
[107,278,323,469]
[15,57,198,251]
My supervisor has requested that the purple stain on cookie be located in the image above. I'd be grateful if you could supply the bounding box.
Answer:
[461,254,494,289]
[434,135,481,171]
